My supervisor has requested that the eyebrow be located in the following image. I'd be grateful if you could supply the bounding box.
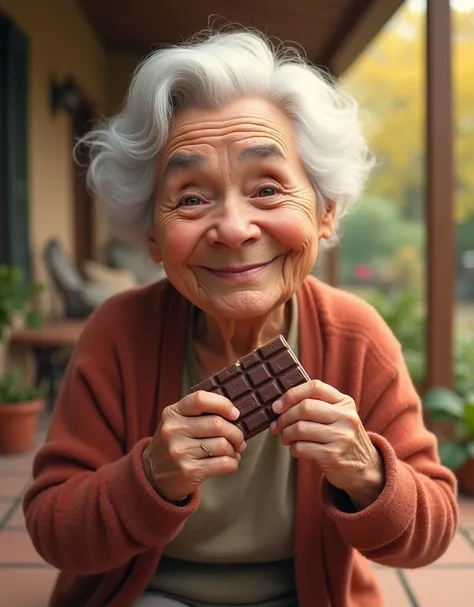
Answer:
[164,153,204,176]
[164,144,286,176]
[237,144,286,163]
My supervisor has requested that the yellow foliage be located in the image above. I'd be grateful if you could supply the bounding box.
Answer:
[383,245,425,291]
[342,5,474,224]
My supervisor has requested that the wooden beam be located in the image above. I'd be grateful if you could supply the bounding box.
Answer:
[425,0,454,389]
[328,0,404,76]
[319,1,375,70]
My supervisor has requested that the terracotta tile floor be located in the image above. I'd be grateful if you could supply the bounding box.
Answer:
[1,414,474,606]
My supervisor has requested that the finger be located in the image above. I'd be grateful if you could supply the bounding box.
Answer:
[194,437,241,461]
[288,441,332,461]
[271,399,338,434]
[185,415,246,452]
[279,420,339,445]
[175,390,240,421]
[200,456,240,478]
[272,380,343,415]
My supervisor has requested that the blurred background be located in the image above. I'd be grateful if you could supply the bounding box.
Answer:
[0,1,473,605]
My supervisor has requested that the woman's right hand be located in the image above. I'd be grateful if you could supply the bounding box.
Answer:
[142,391,246,502]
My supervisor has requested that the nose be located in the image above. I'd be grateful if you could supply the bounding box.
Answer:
[206,199,261,249]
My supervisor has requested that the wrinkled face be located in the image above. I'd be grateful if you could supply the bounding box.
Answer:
[149,97,335,319]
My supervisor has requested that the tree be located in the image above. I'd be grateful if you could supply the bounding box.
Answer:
[341,4,474,226]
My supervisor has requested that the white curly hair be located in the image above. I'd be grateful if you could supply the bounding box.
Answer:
[80,29,375,246]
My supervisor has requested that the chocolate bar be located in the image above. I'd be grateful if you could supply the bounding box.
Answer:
[191,335,311,440]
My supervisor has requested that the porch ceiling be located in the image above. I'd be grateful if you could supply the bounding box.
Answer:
[77,0,404,75]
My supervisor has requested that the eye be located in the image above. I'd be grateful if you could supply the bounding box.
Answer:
[178,195,202,207]
[256,186,277,198]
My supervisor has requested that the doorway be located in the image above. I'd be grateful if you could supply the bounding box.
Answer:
[72,100,95,270]
[0,13,30,279]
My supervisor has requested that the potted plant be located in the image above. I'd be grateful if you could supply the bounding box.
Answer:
[368,288,474,494]
[0,265,44,454]
[422,386,474,496]
[0,370,44,454]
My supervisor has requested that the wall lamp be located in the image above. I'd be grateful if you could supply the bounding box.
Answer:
[50,77,82,115]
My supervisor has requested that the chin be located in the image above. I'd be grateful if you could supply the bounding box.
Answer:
[209,290,282,320]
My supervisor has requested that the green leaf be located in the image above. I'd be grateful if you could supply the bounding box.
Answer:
[24,309,44,329]
[0,265,44,342]
[463,402,474,437]
[453,421,469,442]
[0,369,42,403]
[465,441,474,460]
[438,442,468,471]
[422,388,465,420]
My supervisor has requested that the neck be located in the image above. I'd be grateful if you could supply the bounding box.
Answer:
[194,301,291,365]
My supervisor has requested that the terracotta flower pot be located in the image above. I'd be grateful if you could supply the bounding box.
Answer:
[0,398,44,454]
[456,458,474,496]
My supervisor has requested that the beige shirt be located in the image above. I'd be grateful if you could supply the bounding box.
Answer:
[148,298,299,607]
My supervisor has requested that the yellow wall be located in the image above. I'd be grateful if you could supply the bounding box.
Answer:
[0,0,107,311]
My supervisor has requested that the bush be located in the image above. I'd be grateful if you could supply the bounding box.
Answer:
[367,289,425,388]
[339,196,424,287]
[0,265,44,404]
[0,370,42,404]
[368,288,474,472]
[0,265,43,341]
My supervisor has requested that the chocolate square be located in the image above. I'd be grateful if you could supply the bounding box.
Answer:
[190,335,311,439]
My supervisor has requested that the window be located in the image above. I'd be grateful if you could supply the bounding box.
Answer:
[0,15,30,280]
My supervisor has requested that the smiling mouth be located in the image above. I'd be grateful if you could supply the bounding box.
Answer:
[202,257,280,280]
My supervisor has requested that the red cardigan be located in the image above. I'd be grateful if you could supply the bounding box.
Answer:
[23,277,458,606]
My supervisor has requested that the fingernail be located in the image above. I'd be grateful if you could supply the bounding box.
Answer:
[239,441,247,452]
[231,407,240,420]
[270,421,277,432]
[272,400,283,413]
[236,453,241,462]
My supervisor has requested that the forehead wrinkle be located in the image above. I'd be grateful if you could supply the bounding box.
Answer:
[169,118,287,143]
[167,108,293,144]
[172,109,286,132]
[163,128,293,164]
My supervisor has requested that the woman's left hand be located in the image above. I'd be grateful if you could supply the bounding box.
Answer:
[271,380,385,509]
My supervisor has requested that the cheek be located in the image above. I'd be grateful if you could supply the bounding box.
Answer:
[157,219,201,266]
[263,207,318,252]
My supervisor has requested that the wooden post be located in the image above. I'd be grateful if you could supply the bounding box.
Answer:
[326,247,340,287]
[425,0,455,389]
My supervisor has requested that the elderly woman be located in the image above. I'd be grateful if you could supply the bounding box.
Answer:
[24,30,457,607]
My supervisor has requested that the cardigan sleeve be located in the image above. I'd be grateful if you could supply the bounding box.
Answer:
[23,302,199,575]
[320,315,458,568]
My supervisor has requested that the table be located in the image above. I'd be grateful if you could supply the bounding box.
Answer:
[10,320,87,409]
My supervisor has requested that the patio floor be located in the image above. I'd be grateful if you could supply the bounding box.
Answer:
[1,413,474,606]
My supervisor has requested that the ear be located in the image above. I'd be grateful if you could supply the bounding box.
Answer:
[148,231,163,264]
[318,201,336,240]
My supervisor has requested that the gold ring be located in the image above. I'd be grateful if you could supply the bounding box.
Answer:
[200,443,213,458]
